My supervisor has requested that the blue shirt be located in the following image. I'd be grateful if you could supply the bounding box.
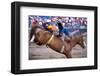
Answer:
[61,28,69,36]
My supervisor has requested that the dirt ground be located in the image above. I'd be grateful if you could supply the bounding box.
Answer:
[29,42,87,60]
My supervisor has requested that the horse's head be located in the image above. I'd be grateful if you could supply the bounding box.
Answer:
[77,35,85,49]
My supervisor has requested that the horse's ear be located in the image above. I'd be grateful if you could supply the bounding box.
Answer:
[80,34,83,38]
[79,32,83,37]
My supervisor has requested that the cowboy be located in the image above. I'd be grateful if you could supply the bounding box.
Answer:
[56,20,70,41]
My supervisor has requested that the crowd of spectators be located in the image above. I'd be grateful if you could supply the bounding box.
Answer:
[29,15,87,36]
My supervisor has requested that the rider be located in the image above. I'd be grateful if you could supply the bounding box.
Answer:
[56,17,70,40]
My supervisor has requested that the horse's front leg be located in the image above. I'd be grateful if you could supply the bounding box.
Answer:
[63,50,72,58]
[66,52,72,58]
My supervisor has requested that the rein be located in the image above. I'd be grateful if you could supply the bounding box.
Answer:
[46,34,54,45]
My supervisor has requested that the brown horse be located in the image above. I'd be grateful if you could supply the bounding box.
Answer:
[33,29,85,58]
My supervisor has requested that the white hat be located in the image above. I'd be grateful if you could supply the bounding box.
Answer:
[46,19,51,22]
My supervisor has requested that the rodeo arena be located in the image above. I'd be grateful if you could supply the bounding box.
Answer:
[29,16,87,60]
